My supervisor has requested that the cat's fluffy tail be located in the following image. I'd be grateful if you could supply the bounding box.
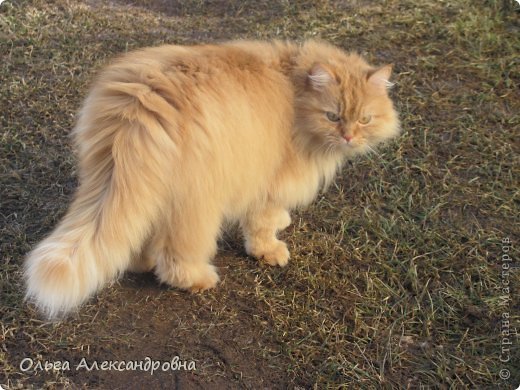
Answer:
[24,79,180,319]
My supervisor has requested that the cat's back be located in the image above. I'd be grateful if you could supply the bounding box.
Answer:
[96,41,292,92]
[77,41,296,215]
[84,41,295,138]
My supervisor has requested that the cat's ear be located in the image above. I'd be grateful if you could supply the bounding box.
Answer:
[308,63,334,90]
[367,65,394,92]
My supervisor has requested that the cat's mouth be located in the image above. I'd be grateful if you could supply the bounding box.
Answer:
[340,135,356,147]
[338,135,369,155]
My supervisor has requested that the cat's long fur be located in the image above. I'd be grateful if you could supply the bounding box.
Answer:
[25,40,400,318]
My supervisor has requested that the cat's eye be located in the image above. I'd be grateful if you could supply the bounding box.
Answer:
[326,112,341,122]
[358,115,372,125]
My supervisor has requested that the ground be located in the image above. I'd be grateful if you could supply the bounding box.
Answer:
[1,0,519,388]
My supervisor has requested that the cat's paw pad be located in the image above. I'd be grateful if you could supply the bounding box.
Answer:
[262,241,290,267]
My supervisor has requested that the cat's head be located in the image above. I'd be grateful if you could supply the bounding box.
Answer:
[293,42,400,158]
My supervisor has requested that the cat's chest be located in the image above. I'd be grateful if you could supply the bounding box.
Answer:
[274,156,341,208]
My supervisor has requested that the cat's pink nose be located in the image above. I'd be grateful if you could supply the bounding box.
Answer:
[344,135,353,142]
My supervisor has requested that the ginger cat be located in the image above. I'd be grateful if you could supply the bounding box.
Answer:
[24,40,400,318]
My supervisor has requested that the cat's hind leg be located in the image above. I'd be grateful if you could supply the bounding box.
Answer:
[127,249,156,273]
[152,203,221,292]
[241,205,291,267]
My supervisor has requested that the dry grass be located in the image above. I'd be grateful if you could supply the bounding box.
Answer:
[1,0,519,388]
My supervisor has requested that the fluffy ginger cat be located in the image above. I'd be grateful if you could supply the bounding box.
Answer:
[25,39,400,318]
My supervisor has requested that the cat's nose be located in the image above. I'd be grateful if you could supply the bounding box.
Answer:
[343,135,353,142]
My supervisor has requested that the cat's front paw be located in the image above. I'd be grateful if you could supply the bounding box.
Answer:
[276,210,292,231]
[255,240,290,267]
[245,236,290,267]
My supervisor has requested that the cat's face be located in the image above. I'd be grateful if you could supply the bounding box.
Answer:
[294,57,400,157]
